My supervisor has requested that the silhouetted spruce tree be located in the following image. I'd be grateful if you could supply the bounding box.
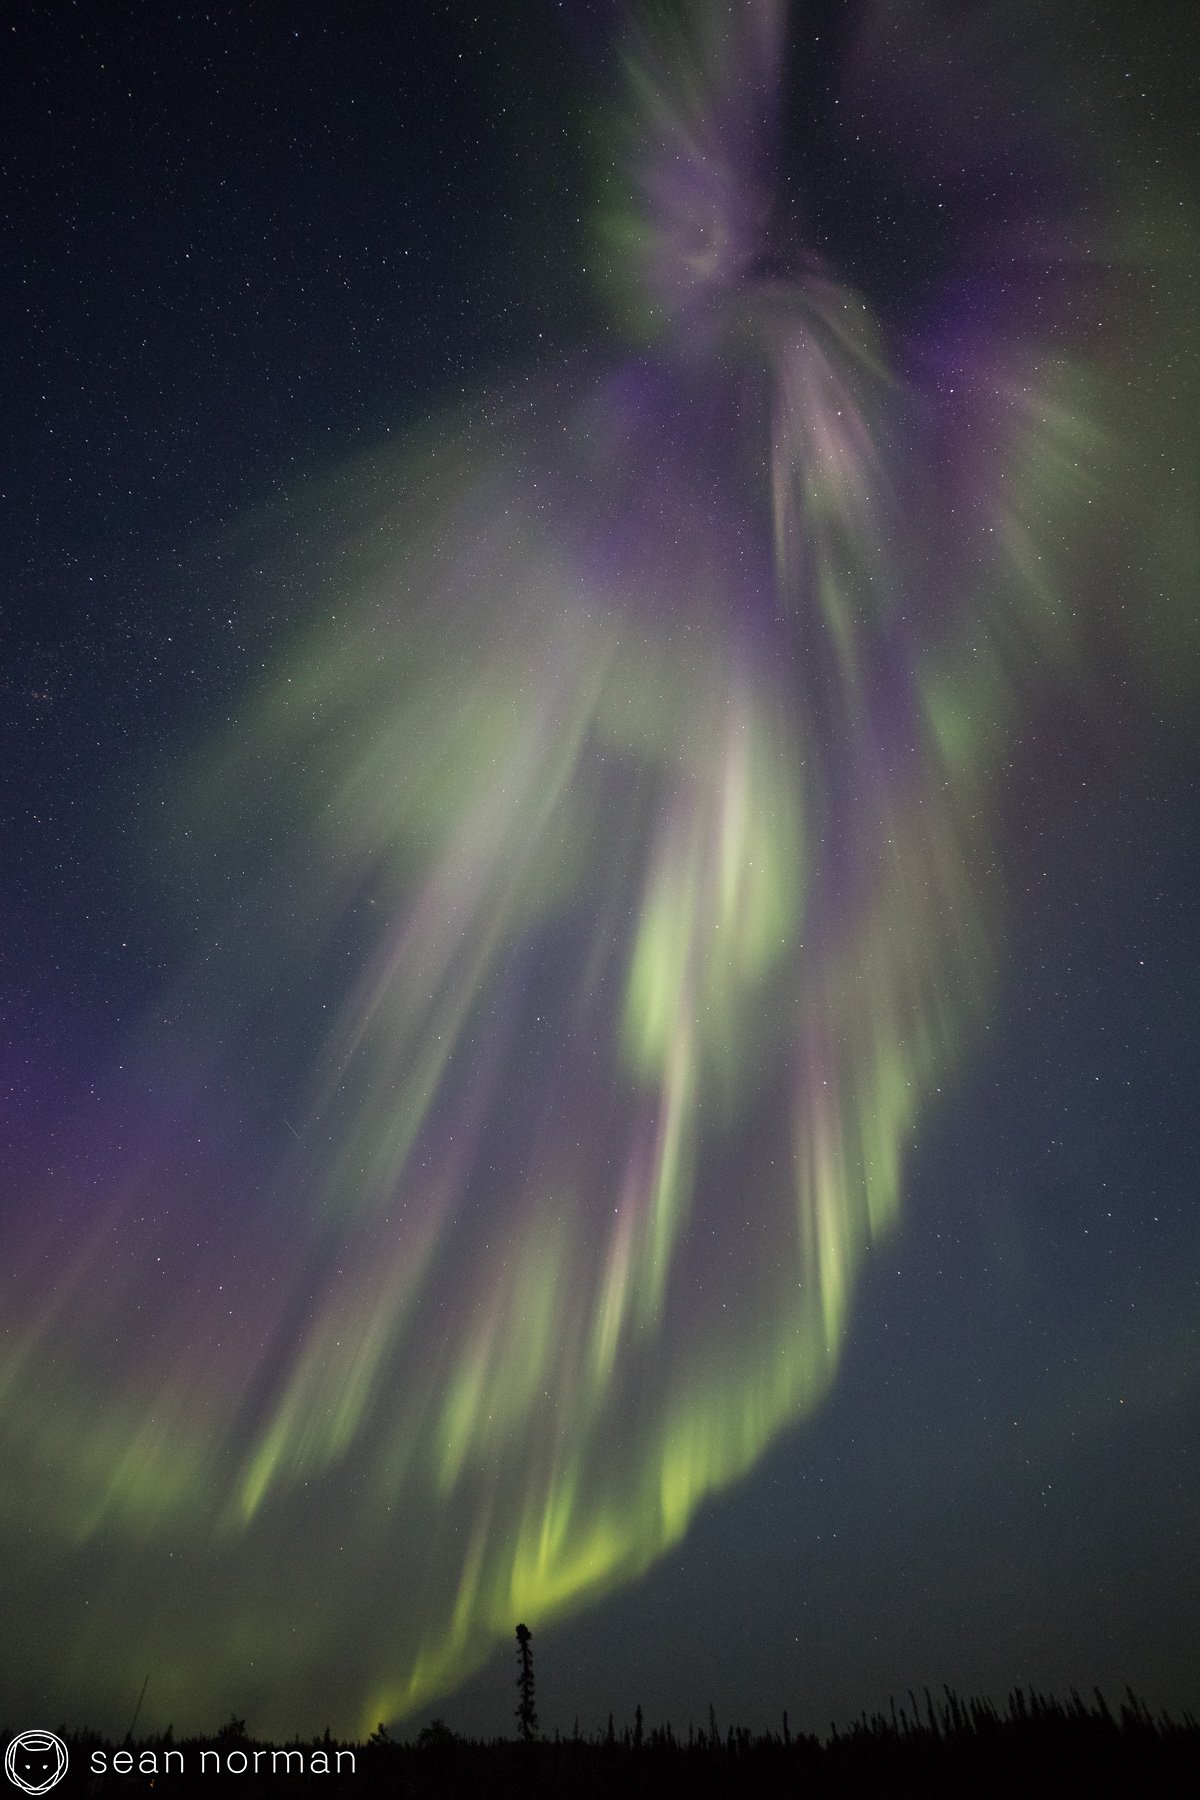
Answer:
[514,1622,538,1743]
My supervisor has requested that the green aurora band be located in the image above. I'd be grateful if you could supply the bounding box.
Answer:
[1,0,1196,1737]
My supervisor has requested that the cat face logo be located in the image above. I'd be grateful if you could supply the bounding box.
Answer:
[4,1733,68,1795]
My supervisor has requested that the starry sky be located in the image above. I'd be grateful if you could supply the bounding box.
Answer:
[2,0,1199,1744]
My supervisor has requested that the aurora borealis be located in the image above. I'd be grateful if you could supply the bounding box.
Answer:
[3,0,1199,1743]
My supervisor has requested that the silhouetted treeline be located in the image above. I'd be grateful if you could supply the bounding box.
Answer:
[17,1686,1200,1798]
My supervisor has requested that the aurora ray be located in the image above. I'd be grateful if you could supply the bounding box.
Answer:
[1,0,1194,1738]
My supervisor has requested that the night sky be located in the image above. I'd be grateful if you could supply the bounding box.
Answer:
[3,0,1199,1745]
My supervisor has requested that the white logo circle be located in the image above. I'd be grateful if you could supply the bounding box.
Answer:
[4,1734,68,1796]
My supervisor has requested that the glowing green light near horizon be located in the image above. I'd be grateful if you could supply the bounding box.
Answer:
[0,0,1194,1743]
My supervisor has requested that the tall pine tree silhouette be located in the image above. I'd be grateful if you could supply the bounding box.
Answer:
[514,1623,538,1743]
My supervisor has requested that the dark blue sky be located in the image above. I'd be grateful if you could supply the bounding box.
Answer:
[2,0,1197,1740]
